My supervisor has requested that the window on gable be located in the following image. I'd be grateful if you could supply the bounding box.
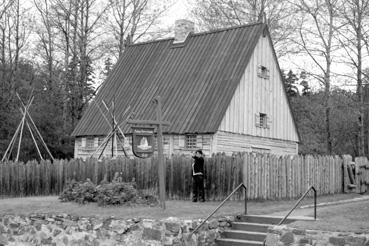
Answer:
[185,135,197,149]
[257,65,270,79]
[255,113,270,129]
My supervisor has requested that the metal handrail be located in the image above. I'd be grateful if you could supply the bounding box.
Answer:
[278,185,317,225]
[263,186,317,246]
[190,183,248,236]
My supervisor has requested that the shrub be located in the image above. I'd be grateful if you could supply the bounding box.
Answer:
[95,182,138,206]
[59,175,158,206]
[59,179,96,204]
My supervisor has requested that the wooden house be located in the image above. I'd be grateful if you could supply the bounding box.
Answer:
[71,20,300,159]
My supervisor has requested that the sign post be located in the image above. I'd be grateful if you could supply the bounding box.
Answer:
[127,96,170,209]
[155,96,166,209]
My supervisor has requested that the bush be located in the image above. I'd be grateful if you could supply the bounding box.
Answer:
[95,181,138,206]
[59,179,96,204]
[59,176,158,206]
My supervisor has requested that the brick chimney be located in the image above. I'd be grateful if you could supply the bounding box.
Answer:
[174,19,194,44]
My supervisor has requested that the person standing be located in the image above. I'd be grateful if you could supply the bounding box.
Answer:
[192,149,205,202]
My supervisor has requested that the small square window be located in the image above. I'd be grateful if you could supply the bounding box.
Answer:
[81,137,86,147]
[185,135,197,149]
[256,113,270,129]
[258,65,270,79]
[86,137,94,148]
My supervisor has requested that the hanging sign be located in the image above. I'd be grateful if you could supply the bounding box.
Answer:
[132,127,155,158]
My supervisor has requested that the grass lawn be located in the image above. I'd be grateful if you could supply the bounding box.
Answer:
[0,193,362,222]
[290,199,369,233]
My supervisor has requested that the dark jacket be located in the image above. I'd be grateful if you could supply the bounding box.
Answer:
[192,156,205,176]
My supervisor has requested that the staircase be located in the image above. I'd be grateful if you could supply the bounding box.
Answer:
[216,215,297,246]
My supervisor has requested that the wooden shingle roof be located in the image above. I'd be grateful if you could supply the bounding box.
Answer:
[72,23,266,136]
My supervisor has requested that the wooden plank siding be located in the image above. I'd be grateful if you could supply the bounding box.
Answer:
[213,131,297,156]
[218,33,299,145]
[74,134,214,159]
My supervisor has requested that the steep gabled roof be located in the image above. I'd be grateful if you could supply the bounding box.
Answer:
[72,23,266,136]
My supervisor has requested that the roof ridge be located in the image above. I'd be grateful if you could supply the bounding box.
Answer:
[128,22,265,47]
[192,22,264,37]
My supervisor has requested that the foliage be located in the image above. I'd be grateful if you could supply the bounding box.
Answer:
[282,69,299,97]
[59,179,97,204]
[59,176,158,206]
[289,86,359,156]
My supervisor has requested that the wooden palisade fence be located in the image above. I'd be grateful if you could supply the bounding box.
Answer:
[0,153,367,200]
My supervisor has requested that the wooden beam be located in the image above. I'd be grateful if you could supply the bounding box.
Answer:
[127,119,171,126]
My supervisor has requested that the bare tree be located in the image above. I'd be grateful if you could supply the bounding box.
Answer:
[34,0,57,90]
[335,0,369,156]
[37,0,111,129]
[291,0,340,154]
[0,0,29,100]
[106,0,170,58]
[191,0,297,57]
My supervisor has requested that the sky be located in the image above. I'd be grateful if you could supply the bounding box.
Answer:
[160,0,195,27]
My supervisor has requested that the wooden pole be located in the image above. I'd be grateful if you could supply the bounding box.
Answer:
[2,119,22,162]
[16,94,54,161]
[155,96,166,209]
[26,121,43,160]
[15,108,27,162]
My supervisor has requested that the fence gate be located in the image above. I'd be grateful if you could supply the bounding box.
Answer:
[343,155,369,194]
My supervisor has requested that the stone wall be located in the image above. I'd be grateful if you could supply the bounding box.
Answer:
[0,214,234,246]
[266,225,369,246]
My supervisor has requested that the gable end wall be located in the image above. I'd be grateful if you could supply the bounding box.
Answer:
[217,33,299,154]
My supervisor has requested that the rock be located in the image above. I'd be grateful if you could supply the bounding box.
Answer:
[0,224,6,233]
[62,236,69,245]
[219,221,229,227]
[41,237,53,245]
[110,220,128,234]
[53,228,62,237]
[298,237,312,244]
[165,222,181,235]
[3,217,9,226]
[142,228,162,241]
[345,236,366,246]
[34,221,42,231]
[265,234,279,246]
[207,220,218,230]
[94,223,103,230]
[329,237,345,246]
[280,231,294,245]
[0,235,8,245]
[9,223,20,229]
[292,228,306,236]
[47,218,55,223]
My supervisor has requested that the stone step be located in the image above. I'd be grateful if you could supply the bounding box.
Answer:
[216,238,263,246]
[231,222,272,233]
[236,215,296,225]
[222,230,267,242]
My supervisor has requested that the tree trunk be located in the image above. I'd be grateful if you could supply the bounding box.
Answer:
[356,5,365,156]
